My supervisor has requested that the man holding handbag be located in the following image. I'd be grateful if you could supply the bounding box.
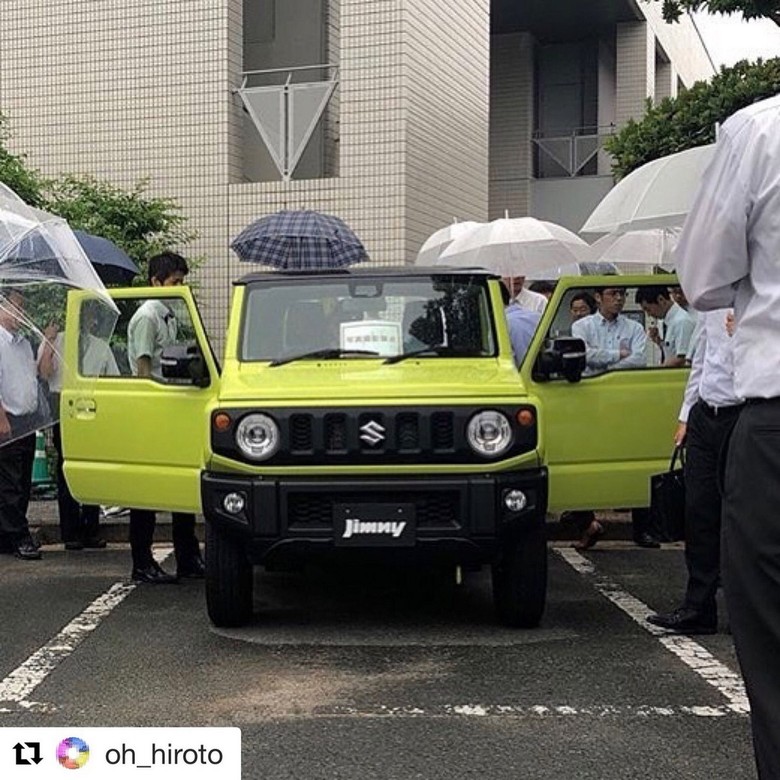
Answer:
[647,309,741,634]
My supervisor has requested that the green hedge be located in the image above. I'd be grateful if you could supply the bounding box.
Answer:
[605,58,780,178]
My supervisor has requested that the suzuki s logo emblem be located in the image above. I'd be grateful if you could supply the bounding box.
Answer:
[360,420,386,446]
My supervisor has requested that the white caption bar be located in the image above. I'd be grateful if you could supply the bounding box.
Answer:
[1,728,240,779]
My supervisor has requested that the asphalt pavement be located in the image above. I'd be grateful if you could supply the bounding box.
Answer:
[0,539,756,780]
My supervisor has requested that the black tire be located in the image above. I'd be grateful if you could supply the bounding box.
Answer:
[491,526,548,628]
[205,523,253,628]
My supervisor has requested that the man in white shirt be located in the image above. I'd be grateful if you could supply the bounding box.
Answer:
[676,93,780,779]
[635,285,696,367]
[0,289,46,560]
[647,310,742,634]
[126,252,204,585]
[502,276,547,313]
[569,286,659,548]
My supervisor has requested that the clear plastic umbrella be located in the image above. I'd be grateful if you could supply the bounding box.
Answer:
[0,183,117,446]
[415,220,483,266]
[580,144,715,236]
[533,261,620,279]
[437,217,592,277]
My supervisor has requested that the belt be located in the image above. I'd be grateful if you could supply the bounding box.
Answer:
[698,400,744,418]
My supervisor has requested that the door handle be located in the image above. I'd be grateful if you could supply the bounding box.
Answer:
[73,398,97,418]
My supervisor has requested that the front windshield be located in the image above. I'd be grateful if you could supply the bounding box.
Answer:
[240,275,497,363]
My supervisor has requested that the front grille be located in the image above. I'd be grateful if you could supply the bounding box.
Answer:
[287,490,461,530]
[213,405,537,466]
[290,414,313,451]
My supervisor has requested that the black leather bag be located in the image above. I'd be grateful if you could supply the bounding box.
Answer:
[650,446,686,542]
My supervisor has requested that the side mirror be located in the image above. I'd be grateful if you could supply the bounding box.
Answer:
[533,337,586,383]
[161,342,209,387]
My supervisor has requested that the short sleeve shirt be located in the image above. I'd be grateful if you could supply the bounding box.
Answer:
[663,302,696,359]
[0,325,38,415]
[127,299,178,377]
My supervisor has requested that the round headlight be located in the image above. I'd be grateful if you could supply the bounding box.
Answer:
[466,411,513,458]
[235,413,280,461]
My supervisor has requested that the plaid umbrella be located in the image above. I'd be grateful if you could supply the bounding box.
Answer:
[230,210,368,269]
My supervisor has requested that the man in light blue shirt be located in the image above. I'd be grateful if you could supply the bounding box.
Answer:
[500,283,541,367]
[571,287,647,374]
[505,303,541,367]
[635,285,695,367]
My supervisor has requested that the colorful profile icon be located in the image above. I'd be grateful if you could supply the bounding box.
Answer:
[56,737,90,770]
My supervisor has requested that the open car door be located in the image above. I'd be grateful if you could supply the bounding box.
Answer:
[521,275,691,512]
[60,287,220,513]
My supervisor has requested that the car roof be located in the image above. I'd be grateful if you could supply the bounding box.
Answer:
[234,266,501,286]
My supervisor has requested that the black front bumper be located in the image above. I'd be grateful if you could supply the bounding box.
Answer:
[201,469,547,566]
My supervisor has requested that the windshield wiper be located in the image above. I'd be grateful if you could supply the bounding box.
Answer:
[383,345,483,365]
[269,348,380,367]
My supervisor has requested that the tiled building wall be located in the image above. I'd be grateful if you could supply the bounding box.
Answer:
[0,0,238,342]
[489,33,534,220]
[226,0,409,332]
[641,4,715,86]
[402,0,490,261]
[616,22,656,128]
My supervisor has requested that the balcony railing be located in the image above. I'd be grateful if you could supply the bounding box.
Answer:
[531,125,616,178]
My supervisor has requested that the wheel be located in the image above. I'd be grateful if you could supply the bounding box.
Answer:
[491,525,548,628]
[205,523,253,627]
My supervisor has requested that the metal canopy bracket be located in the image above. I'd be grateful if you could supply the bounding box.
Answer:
[237,65,338,182]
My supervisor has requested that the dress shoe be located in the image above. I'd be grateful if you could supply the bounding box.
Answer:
[177,554,206,579]
[634,532,661,549]
[572,520,605,551]
[64,540,84,550]
[131,563,178,584]
[82,536,107,549]
[647,606,716,635]
[14,537,42,560]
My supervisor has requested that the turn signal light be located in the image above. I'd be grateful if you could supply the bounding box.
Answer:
[516,409,535,427]
[213,412,232,432]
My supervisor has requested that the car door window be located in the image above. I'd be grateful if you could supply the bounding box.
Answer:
[542,284,696,378]
[79,296,199,383]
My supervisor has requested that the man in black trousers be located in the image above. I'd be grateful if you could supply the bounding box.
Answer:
[647,310,741,634]
[126,252,205,584]
[677,94,780,779]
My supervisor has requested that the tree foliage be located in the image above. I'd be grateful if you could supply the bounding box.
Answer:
[652,0,780,25]
[605,57,780,177]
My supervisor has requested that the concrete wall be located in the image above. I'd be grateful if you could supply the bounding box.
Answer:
[640,2,715,87]
[530,176,614,233]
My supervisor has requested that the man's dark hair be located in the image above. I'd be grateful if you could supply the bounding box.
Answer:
[635,286,671,306]
[570,291,596,314]
[148,252,189,284]
[499,280,511,306]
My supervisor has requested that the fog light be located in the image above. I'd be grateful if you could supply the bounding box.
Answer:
[223,492,246,515]
[503,489,527,512]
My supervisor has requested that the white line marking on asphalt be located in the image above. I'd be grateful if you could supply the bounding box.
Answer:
[555,547,749,715]
[317,703,738,718]
[0,548,173,713]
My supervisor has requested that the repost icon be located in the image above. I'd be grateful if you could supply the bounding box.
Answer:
[56,737,90,770]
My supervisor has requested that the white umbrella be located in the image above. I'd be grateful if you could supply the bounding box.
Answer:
[437,217,591,277]
[415,220,482,265]
[588,227,682,273]
[580,144,715,236]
